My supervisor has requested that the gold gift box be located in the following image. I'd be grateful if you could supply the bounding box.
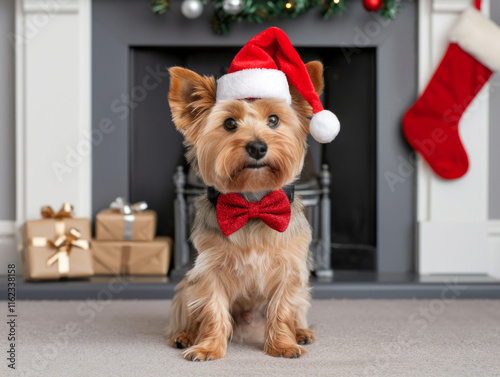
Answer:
[92,237,171,275]
[95,209,157,241]
[23,218,94,281]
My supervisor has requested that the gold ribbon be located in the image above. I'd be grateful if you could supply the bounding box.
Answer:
[30,227,89,276]
[41,203,74,219]
[109,197,148,215]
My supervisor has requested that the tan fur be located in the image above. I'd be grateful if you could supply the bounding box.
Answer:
[167,62,324,361]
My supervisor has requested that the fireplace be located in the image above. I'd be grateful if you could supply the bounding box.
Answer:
[16,0,500,279]
[128,46,376,271]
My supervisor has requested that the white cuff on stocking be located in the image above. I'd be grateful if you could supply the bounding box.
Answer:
[450,8,500,71]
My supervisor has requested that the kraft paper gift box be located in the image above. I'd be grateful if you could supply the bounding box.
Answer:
[22,204,94,281]
[95,198,157,241]
[91,237,171,275]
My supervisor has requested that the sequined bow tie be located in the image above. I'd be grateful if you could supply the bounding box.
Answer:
[215,189,291,237]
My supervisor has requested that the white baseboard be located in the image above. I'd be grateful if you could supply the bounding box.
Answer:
[0,220,20,272]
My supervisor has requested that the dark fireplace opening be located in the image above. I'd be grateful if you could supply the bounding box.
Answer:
[129,46,376,271]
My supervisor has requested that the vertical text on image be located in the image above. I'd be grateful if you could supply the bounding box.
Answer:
[7,263,16,370]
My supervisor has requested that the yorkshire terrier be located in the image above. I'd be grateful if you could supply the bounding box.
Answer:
[166,27,339,361]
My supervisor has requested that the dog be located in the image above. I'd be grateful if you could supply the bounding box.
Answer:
[166,27,340,361]
[168,61,323,360]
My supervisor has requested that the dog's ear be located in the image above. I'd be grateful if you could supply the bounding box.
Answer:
[290,61,325,118]
[168,67,216,142]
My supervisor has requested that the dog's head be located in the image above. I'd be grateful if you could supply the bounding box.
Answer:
[168,61,324,193]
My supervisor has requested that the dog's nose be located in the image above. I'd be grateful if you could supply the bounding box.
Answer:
[246,141,267,160]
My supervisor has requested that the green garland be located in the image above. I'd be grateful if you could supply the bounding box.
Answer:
[151,0,402,35]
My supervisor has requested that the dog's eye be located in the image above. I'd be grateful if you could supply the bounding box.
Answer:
[267,115,280,129]
[223,118,237,131]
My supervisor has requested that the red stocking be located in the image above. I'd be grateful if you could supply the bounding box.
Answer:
[402,0,500,179]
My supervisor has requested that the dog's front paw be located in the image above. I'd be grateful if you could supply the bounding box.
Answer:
[265,343,306,358]
[169,332,195,349]
[295,328,316,345]
[182,345,226,361]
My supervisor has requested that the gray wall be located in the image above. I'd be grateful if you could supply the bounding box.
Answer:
[0,0,15,221]
[490,1,500,219]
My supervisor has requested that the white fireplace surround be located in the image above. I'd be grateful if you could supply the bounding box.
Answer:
[12,0,500,277]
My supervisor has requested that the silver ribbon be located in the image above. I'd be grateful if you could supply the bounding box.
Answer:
[123,215,135,241]
[109,197,148,215]
[109,197,148,240]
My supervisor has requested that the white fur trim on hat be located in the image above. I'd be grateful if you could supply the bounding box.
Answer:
[450,8,500,71]
[216,68,292,104]
[310,110,340,143]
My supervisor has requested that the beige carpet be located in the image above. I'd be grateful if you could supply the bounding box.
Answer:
[8,300,500,377]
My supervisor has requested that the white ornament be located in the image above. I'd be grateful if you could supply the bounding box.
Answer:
[181,0,204,19]
[223,0,244,15]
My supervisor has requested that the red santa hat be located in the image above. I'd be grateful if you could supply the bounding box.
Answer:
[216,27,340,143]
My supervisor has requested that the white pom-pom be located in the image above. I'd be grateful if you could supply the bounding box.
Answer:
[310,110,340,143]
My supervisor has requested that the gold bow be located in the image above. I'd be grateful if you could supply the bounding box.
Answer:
[109,197,148,215]
[30,228,89,276]
[41,203,74,219]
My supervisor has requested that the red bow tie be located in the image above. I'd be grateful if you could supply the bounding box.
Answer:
[216,189,291,237]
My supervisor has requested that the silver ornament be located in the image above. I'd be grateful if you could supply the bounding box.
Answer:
[222,0,244,15]
[181,0,204,19]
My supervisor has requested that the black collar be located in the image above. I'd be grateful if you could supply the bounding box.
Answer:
[207,185,295,207]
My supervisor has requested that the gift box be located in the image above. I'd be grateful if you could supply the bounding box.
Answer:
[91,237,171,275]
[22,204,94,281]
[95,198,157,241]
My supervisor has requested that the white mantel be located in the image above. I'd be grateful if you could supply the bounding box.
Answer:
[417,0,499,277]
[13,0,500,277]
[15,0,91,222]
